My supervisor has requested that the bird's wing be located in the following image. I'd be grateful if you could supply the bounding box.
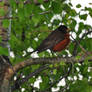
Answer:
[36,30,65,53]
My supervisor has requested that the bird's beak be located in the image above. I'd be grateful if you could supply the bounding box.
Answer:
[67,28,71,32]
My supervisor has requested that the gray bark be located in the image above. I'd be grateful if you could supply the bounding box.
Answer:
[0,0,11,92]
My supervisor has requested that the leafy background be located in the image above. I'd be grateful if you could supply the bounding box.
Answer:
[1,0,92,92]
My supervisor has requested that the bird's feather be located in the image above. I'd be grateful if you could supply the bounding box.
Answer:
[35,30,65,53]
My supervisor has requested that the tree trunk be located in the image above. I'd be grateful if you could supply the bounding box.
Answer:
[0,0,12,92]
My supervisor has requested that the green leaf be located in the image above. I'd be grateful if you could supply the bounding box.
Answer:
[81,39,92,52]
[9,0,17,9]
[85,7,91,11]
[0,36,2,42]
[70,9,77,17]
[39,25,48,31]
[53,69,57,75]
[63,4,71,13]
[32,5,43,14]
[18,1,24,8]
[52,19,61,26]
[79,14,88,20]
[17,8,25,22]
[51,1,62,14]
[69,18,77,29]
[69,79,92,92]
[29,77,36,83]
[31,65,40,72]
[0,8,5,16]
[43,1,50,9]
[85,39,92,51]
[49,64,53,68]
[84,58,89,65]
[69,2,73,6]
[0,47,9,56]
[0,2,4,6]
[24,4,33,17]
[54,63,58,67]
[84,7,92,17]
[69,43,74,53]
[2,19,9,28]
[78,22,85,34]
[38,0,43,3]
[40,76,49,90]
[32,15,40,24]
[89,11,92,17]
[84,24,91,30]
[75,55,81,60]
[60,61,66,66]
[76,4,81,8]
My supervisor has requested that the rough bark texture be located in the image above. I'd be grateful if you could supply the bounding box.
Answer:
[0,0,11,92]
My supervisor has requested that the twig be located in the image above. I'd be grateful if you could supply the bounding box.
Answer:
[12,64,49,91]
[70,35,88,56]
[30,10,51,18]
[0,11,51,20]
[41,63,72,92]
[81,30,92,40]
[21,65,49,83]
[72,30,92,56]
[0,16,17,20]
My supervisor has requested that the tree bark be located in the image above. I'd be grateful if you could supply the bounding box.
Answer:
[0,0,11,92]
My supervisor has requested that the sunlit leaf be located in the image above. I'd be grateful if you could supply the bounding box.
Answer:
[79,14,88,20]
[76,4,81,8]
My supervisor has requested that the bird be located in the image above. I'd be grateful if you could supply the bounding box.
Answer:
[25,25,70,57]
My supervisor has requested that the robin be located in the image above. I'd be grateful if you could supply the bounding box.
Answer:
[25,25,70,57]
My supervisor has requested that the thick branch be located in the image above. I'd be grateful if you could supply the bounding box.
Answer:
[5,53,91,91]
[0,0,12,92]
[13,55,92,74]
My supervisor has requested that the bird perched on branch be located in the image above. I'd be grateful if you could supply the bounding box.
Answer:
[25,25,70,57]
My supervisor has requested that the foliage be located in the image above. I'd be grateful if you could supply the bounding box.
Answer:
[1,0,92,92]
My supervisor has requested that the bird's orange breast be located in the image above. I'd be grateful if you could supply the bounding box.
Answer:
[53,34,70,52]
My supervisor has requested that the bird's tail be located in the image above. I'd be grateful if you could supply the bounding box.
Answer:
[24,50,36,58]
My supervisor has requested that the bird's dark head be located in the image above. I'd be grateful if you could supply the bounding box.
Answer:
[57,25,70,34]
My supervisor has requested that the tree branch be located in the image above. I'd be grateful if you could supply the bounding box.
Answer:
[4,0,49,6]
[13,55,92,75]
[72,30,92,56]
[0,11,51,20]
[8,53,92,91]
[71,35,88,56]
[12,64,49,91]
[41,63,72,92]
